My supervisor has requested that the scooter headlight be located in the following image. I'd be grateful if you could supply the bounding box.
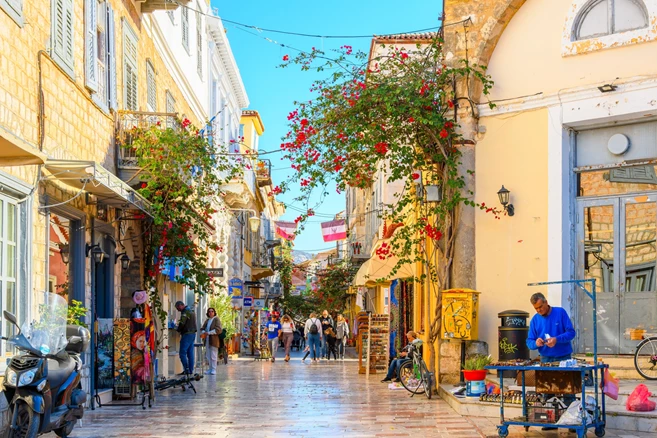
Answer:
[5,369,17,386]
[18,369,36,387]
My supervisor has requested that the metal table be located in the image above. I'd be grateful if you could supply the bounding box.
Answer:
[485,363,608,438]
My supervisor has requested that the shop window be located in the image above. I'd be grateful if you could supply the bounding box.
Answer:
[0,195,19,356]
[574,0,648,40]
[48,214,71,300]
[0,0,24,27]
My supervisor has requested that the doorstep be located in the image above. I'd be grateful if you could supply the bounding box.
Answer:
[439,379,657,433]
[96,388,112,406]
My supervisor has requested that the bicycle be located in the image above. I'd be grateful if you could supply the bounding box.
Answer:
[398,339,432,399]
[634,335,657,379]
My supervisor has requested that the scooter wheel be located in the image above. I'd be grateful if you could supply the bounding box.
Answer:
[54,420,77,437]
[10,401,40,438]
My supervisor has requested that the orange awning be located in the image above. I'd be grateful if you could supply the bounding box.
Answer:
[251,267,274,280]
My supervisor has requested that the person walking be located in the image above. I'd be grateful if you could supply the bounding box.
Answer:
[335,314,350,360]
[305,313,323,363]
[200,307,222,375]
[280,315,295,362]
[266,313,282,362]
[319,310,334,359]
[324,326,338,360]
[175,301,197,375]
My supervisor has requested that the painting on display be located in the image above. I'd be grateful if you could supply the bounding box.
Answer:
[96,318,114,390]
[113,318,131,397]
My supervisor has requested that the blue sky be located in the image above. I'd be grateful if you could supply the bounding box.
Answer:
[211,0,443,253]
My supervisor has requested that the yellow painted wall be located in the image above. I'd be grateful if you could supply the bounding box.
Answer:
[475,108,549,360]
[486,0,657,101]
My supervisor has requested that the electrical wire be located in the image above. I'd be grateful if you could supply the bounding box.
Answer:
[168,0,441,39]
[38,179,89,209]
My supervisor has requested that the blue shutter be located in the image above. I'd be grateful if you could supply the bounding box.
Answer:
[84,0,98,92]
[107,5,117,111]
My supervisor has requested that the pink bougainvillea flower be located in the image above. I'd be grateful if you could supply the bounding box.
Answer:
[283,55,289,61]
[408,117,415,123]
[439,129,449,139]
[300,118,309,126]
[401,52,409,60]
[447,100,455,108]
[374,142,388,155]
[412,172,420,180]
[182,118,191,128]
[444,121,454,129]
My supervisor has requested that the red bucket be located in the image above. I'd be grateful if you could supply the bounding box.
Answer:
[463,369,487,381]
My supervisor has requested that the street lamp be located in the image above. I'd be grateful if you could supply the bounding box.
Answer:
[497,185,515,217]
[115,252,131,270]
[85,243,107,264]
[59,244,70,265]
[228,208,261,233]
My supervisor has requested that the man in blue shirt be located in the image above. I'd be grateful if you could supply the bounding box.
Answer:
[526,292,576,362]
[266,314,282,362]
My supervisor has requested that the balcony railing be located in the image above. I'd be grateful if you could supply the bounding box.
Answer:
[115,111,178,185]
[255,160,272,187]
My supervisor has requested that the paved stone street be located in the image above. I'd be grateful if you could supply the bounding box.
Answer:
[55,350,656,438]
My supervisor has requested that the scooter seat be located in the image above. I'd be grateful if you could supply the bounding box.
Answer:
[47,357,76,391]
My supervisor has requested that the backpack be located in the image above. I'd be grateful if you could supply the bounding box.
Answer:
[218,328,227,340]
[308,319,319,335]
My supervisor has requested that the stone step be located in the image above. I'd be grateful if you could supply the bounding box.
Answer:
[439,383,657,433]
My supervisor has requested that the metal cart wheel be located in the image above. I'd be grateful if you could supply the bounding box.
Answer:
[595,426,605,437]
[497,425,509,437]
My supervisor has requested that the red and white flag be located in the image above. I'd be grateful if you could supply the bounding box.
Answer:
[275,221,298,241]
[321,219,347,242]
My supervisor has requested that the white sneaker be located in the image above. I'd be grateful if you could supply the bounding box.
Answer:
[210,370,216,375]
[204,370,212,375]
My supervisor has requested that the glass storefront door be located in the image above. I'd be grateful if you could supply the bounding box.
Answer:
[577,195,657,354]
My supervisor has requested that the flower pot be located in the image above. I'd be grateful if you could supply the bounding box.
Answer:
[463,369,487,381]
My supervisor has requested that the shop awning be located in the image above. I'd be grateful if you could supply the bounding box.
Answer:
[251,267,274,280]
[0,128,47,166]
[44,160,151,214]
[353,255,415,287]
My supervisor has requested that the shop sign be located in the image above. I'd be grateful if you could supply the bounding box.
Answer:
[231,296,243,309]
[253,299,265,310]
[204,268,224,277]
[243,297,253,307]
[229,278,243,297]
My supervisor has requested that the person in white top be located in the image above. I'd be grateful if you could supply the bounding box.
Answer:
[200,308,222,375]
[280,315,295,362]
[304,313,323,363]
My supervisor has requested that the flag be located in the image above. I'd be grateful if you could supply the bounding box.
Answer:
[275,221,298,241]
[321,219,347,242]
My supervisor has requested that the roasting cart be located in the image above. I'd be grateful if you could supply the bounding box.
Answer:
[485,279,608,438]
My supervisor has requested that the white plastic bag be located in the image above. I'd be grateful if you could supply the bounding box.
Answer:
[556,396,595,426]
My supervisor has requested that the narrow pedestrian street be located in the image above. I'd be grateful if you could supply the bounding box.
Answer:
[56,350,654,438]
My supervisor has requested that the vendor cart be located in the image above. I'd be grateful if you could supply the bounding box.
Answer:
[485,279,608,438]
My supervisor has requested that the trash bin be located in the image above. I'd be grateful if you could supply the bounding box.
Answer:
[498,310,530,378]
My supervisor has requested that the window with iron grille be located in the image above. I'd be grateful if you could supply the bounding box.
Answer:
[182,5,189,53]
[146,60,156,111]
[123,20,138,111]
[196,7,202,78]
[51,0,74,77]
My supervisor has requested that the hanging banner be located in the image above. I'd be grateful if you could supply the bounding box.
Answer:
[321,219,347,242]
[275,221,298,241]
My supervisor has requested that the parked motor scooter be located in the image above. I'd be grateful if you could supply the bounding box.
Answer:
[1,292,90,438]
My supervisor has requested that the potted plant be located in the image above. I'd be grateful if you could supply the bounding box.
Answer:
[463,354,492,381]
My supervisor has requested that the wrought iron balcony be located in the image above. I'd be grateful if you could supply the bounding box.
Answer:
[139,0,192,13]
[115,111,178,186]
[255,160,272,187]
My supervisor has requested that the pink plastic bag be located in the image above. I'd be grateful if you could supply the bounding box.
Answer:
[602,368,620,400]
[626,384,656,412]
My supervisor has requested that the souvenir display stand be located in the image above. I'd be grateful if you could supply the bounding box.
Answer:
[358,313,390,376]
[485,279,607,438]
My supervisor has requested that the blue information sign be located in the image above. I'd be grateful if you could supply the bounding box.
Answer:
[243,297,253,307]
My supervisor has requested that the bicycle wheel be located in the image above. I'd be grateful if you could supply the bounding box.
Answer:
[634,337,657,380]
[420,359,432,399]
[399,361,423,394]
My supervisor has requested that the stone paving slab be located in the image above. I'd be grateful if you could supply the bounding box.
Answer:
[41,350,657,438]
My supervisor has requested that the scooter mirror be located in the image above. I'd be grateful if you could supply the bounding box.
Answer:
[3,311,18,328]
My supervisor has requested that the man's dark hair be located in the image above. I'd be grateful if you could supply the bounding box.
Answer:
[530,293,546,305]
[175,301,185,308]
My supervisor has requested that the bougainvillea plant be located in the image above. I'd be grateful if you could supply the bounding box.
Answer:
[127,118,241,325]
[279,36,500,386]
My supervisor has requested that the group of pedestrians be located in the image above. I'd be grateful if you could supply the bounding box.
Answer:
[265,313,298,362]
[175,300,225,376]
[303,310,350,362]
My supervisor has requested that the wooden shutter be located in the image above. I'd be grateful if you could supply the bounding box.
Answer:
[123,21,138,111]
[196,10,202,77]
[181,6,189,51]
[107,4,117,111]
[84,0,98,92]
[51,0,74,74]
[2,0,24,26]
[146,61,156,111]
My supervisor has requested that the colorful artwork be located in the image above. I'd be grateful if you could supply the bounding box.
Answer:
[113,318,131,397]
[130,307,147,385]
[96,318,114,390]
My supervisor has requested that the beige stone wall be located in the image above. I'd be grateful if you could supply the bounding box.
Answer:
[0,0,205,319]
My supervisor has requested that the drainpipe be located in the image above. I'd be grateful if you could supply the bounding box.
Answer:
[89,217,96,410]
